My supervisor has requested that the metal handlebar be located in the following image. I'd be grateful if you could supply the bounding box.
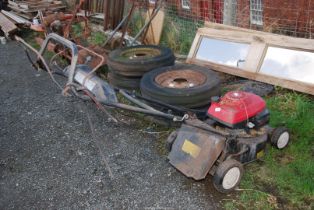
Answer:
[38,33,79,87]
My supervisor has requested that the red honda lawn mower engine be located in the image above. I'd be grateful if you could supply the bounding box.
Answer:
[207,91,270,129]
[167,91,290,193]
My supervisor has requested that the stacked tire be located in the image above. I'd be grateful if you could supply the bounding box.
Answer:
[140,64,221,108]
[107,45,175,90]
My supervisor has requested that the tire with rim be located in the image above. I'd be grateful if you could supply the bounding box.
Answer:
[107,45,175,77]
[213,159,244,193]
[271,127,290,149]
[140,64,221,108]
[107,72,141,90]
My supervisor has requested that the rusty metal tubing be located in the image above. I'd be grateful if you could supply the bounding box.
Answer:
[38,33,79,88]
[130,0,164,46]
[77,45,105,72]
[76,44,105,86]
[119,89,162,113]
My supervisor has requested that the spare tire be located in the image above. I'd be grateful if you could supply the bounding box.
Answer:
[107,45,175,77]
[140,64,221,108]
[107,72,141,90]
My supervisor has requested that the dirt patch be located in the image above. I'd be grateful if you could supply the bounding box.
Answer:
[275,153,295,165]
[254,176,289,209]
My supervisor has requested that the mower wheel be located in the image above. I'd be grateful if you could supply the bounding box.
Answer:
[213,159,244,193]
[107,72,141,90]
[166,130,177,152]
[140,64,221,108]
[107,45,175,77]
[271,127,290,149]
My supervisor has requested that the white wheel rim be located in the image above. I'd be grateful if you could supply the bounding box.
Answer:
[222,167,241,190]
[277,131,289,149]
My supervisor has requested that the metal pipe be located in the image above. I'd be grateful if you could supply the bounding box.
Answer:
[102,102,178,120]
[119,89,162,113]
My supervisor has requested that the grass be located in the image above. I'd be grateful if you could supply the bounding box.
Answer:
[19,29,42,49]
[160,14,203,54]
[127,9,202,54]
[224,90,314,209]
[87,31,107,46]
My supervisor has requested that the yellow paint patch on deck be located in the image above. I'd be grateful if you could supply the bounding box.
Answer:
[182,140,201,158]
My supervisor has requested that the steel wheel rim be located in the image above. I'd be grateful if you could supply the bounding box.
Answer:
[155,70,206,89]
[222,167,241,190]
[120,48,161,60]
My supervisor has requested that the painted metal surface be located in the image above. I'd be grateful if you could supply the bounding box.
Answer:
[168,124,225,180]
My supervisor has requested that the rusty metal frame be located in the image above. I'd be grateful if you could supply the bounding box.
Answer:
[38,33,79,87]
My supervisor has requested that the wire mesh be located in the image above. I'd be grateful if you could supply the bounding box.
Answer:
[123,0,314,54]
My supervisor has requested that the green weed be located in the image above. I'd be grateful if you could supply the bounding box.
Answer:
[19,29,42,49]
[128,10,146,36]
[71,23,83,38]
[160,15,203,54]
[88,31,107,46]
[127,10,202,54]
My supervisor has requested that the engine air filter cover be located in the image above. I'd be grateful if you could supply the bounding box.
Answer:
[207,91,267,128]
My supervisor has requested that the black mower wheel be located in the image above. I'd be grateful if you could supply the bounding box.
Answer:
[165,130,177,152]
[140,64,221,108]
[107,72,141,90]
[107,45,175,77]
[271,127,290,149]
[213,159,244,193]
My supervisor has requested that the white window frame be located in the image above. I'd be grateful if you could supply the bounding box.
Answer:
[181,0,191,10]
[187,23,314,95]
[250,0,263,25]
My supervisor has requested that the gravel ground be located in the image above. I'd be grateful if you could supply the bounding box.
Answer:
[0,41,225,210]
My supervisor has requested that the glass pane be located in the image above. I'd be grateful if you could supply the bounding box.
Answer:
[260,47,314,84]
[196,37,250,68]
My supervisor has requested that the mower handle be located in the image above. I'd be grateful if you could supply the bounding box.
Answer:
[38,33,79,87]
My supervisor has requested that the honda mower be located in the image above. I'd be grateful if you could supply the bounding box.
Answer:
[167,91,290,193]
[16,33,290,194]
